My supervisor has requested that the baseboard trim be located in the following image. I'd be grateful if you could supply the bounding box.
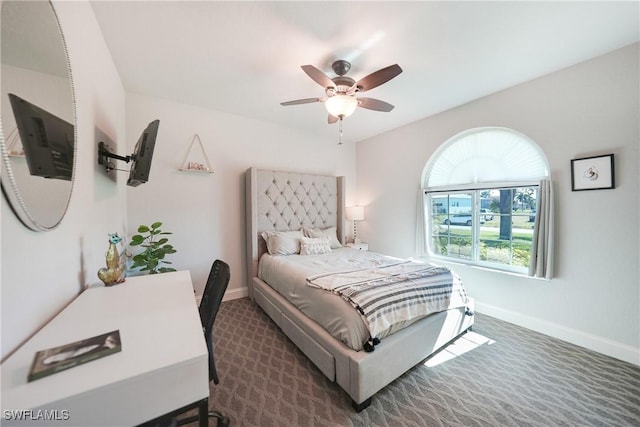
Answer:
[223,286,249,301]
[475,301,640,366]
[196,286,249,306]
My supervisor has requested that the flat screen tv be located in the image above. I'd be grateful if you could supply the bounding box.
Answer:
[8,93,74,181]
[127,119,159,187]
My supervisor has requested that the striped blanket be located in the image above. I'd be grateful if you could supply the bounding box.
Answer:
[307,260,468,341]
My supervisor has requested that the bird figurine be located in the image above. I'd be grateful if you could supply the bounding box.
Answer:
[97,233,126,286]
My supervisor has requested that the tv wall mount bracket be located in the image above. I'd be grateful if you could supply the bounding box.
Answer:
[98,141,134,173]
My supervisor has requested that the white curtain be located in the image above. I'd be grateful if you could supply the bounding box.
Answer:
[529,179,554,279]
[415,189,428,257]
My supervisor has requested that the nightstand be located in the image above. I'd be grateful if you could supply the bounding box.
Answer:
[347,243,368,251]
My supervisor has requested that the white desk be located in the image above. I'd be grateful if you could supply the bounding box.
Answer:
[1,270,209,426]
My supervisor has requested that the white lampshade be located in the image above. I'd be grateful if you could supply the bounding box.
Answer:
[325,95,358,118]
[346,206,365,221]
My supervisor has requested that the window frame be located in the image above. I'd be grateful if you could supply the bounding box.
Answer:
[425,183,541,275]
[420,127,551,276]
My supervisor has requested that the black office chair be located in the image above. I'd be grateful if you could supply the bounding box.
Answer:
[176,259,231,427]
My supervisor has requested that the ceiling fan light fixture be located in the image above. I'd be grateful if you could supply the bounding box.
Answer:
[325,94,358,118]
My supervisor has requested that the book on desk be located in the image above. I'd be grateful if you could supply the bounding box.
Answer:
[27,330,122,382]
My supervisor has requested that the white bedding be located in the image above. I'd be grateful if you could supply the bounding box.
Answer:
[258,248,465,351]
[308,261,468,340]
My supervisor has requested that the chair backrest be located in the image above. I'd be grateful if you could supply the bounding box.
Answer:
[199,259,230,383]
[199,259,231,336]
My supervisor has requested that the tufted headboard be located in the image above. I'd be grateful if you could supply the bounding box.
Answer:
[245,167,345,298]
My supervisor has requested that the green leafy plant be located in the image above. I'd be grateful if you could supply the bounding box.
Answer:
[129,222,177,274]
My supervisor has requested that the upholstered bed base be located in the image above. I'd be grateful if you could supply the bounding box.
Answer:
[245,167,474,410]
[253,275,474,409]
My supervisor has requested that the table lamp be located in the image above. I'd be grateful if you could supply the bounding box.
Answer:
[346,206,365,244]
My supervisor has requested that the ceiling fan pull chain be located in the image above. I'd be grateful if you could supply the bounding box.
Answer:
[338,117,344,145]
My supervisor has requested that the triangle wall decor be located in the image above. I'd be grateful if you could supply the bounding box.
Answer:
[178,134,213,174]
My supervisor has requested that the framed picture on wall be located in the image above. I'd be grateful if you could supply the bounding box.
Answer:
[571,154,615,191]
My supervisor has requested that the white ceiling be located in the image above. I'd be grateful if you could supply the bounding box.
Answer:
[90,1,639,144]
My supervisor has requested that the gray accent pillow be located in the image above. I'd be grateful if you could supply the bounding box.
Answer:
[261,230,304,255]
[300,237,332,255]
[303,226,342,249]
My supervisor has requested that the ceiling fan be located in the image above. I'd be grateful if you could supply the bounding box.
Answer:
[281,59,403,124]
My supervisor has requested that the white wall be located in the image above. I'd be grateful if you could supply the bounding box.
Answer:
[355,44,639,364]
[2,1,635,369]
[1,1,127,359]
[125,93,357,297]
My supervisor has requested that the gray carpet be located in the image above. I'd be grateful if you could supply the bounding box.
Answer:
[201,298,640,426]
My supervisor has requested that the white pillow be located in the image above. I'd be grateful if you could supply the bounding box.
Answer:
[261,230,303,255]
[300,237,332,255]
[303,226,342,249]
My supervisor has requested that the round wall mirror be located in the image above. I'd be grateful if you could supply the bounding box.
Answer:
[1,0,76,231]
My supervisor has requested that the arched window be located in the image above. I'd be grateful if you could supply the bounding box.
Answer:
[420,127,553,277]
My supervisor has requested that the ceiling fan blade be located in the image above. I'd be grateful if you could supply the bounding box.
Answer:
[280,97,322,106]
[353,64,403,92]
[301,65,336,89]
[358,97,395,112]
[328,114,338,124]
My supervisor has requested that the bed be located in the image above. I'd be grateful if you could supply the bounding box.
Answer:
[245,167,474,411]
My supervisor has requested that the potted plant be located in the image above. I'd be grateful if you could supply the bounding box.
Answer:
[128,222,177,274]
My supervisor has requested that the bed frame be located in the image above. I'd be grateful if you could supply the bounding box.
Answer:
[245,167,474,411]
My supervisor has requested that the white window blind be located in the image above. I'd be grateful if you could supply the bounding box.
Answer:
[425,127,549,188]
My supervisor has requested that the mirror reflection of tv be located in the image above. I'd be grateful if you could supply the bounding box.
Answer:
[8,94,74,181]
[127,119,159,187]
